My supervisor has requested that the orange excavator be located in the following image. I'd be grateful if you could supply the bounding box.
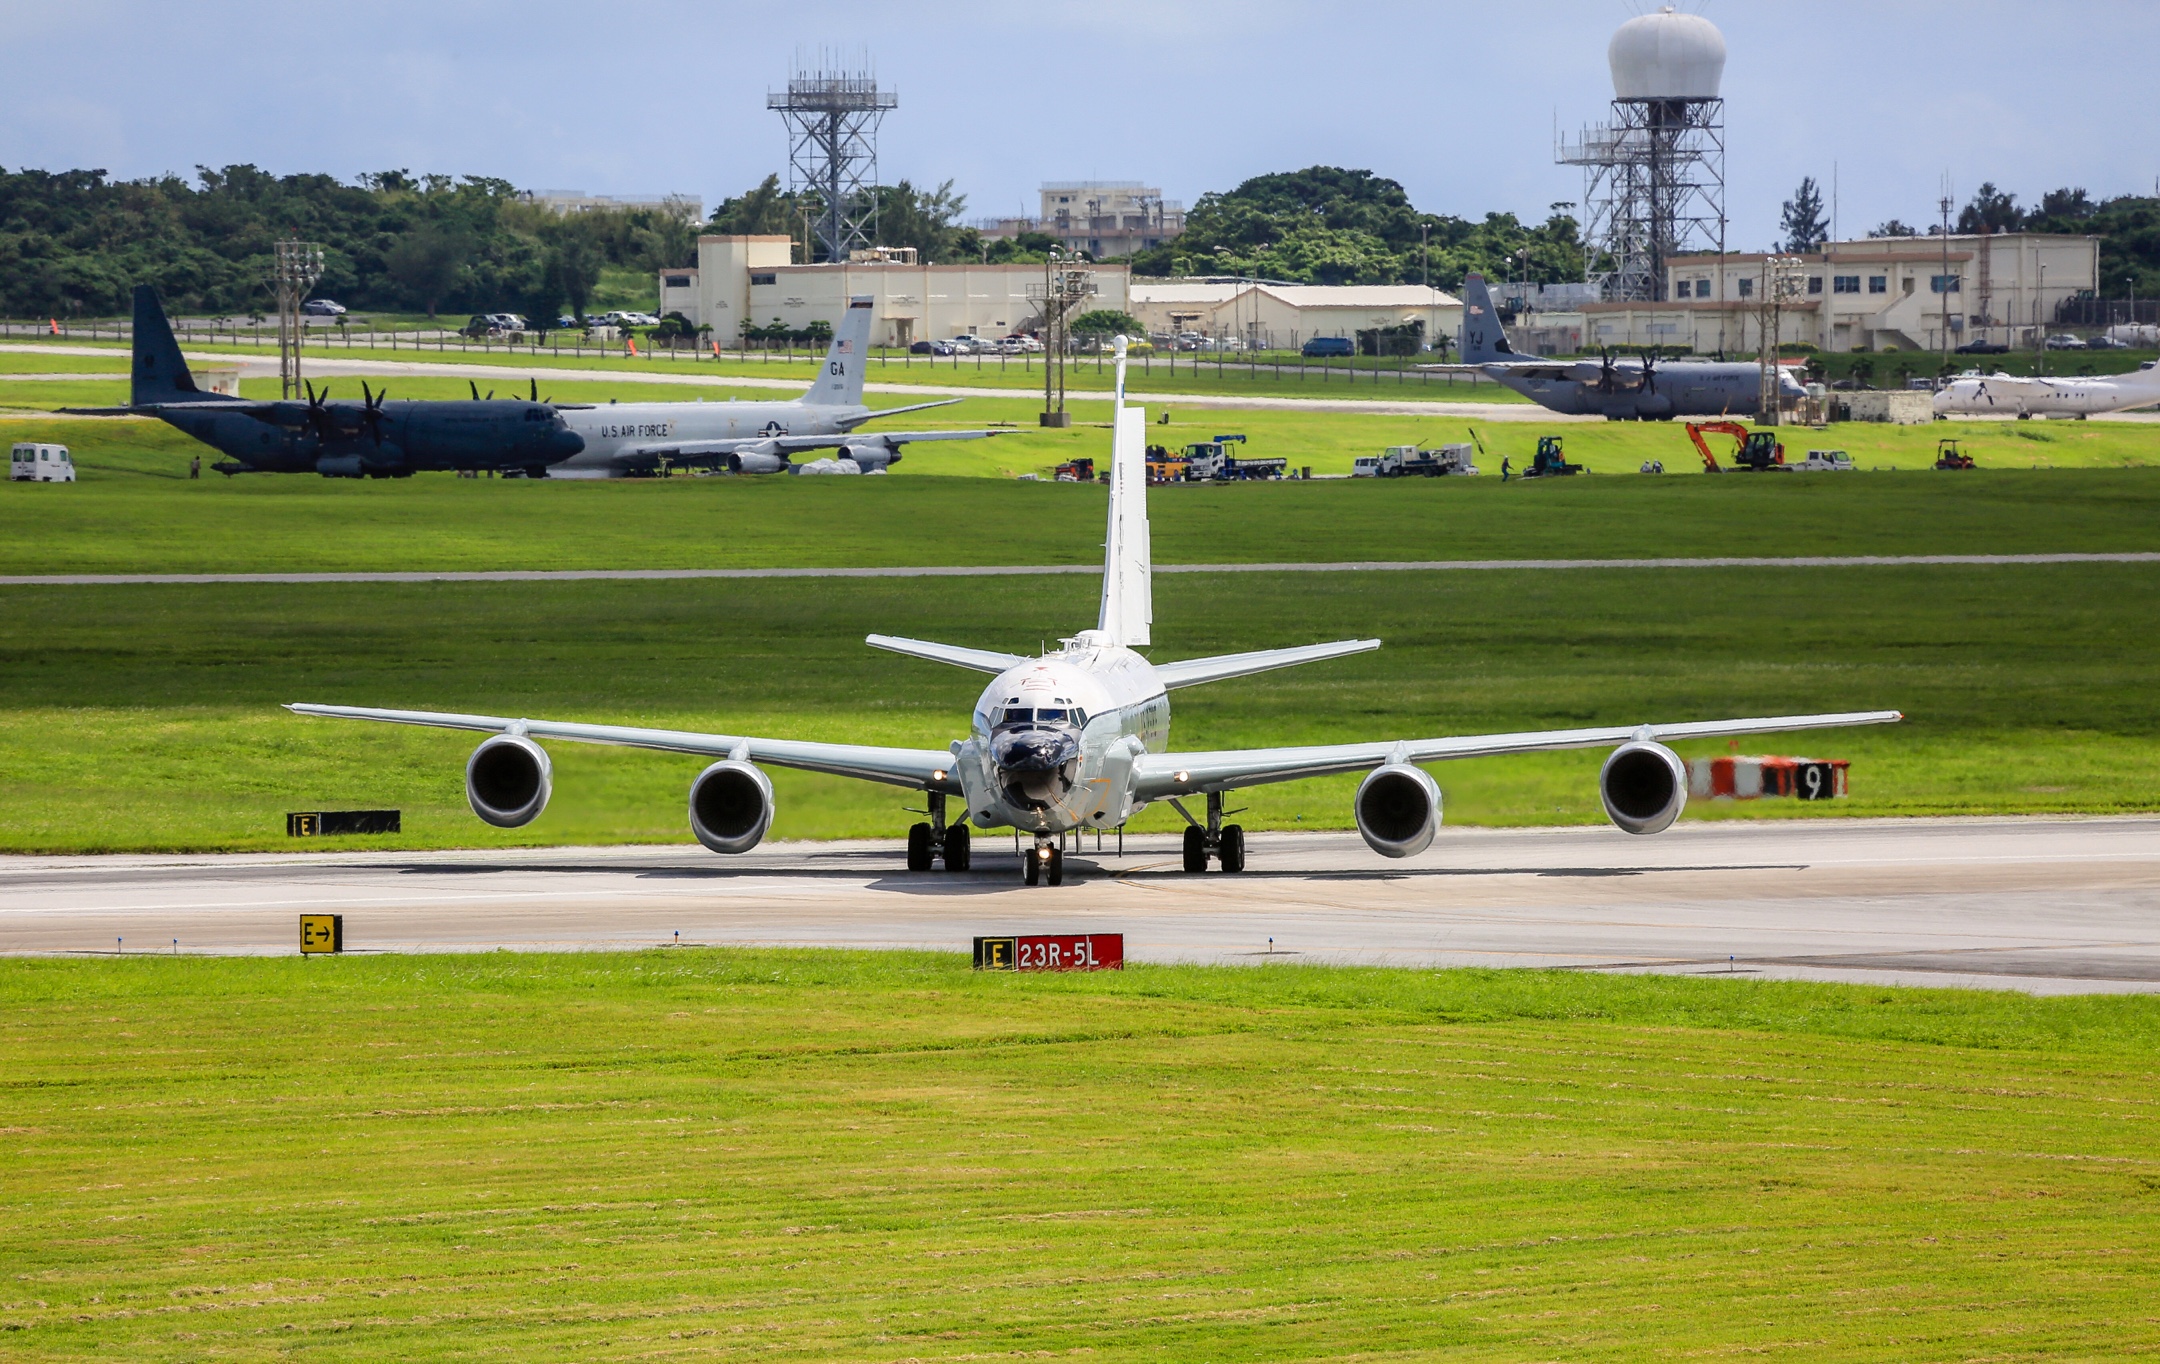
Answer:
[1687,421,1786,473]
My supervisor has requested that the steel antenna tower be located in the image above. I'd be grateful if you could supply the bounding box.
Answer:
[768,55,896,263]
[271,240,324,400]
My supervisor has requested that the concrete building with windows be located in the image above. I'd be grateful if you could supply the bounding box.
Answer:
[1537,233,2098,354]
[659,235,1131,348]
[1127,280,1461,351]
[978,182,1185,260]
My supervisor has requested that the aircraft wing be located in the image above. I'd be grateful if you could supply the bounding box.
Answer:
[59,401,265,417]
[286,703,960,793]
[842,398,964,424]
[610,430,997,467]
[1130,709,1902,799]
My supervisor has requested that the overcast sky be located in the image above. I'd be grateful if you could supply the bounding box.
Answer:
[5,1,2155,251]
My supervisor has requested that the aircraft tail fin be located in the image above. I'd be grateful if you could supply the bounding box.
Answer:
[801,295,876,407]
[1096,349,1151,646]
[131,285,212,406]
[1457,273,1524,364]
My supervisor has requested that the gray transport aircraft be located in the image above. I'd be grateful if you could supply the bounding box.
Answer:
[290,339,1901,886]
[66,286,588,478]
[547,296,997,477]
[1460,273,1806,420]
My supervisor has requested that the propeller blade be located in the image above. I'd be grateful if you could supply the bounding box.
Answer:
[361,381,373,407]
[485,390,494,401]
[469,380,480,401]
[530,377,538,402]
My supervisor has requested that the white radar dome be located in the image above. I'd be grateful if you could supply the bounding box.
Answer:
[1608,6,1726,101]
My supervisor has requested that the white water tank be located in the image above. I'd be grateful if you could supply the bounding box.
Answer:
[1609,6,1726,101]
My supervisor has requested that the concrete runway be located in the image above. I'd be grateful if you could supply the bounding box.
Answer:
[5,817,2156,994]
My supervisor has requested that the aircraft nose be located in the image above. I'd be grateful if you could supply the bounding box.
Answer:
[991,727,1079,773]
[555,427,586,456]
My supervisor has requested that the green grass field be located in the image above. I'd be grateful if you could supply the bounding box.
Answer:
[4,950,2156,1360]
[2,555,2154,852]
[5,414,2160,575]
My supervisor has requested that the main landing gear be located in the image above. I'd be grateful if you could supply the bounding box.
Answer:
[1178,791,1245,874]
[906,792,972,873]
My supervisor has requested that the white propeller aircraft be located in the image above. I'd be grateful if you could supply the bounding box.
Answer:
[549,295,997,477]
[1933,361,2160,420]
[290,339,1902,885]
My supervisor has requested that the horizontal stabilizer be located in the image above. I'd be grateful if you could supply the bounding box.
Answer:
[864,634,1029,674]
[1153,638,1380,690]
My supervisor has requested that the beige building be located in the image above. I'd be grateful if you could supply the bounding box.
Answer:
[660,235,1131,348]
[1128,281,1462,351]
[1545,233,2098,354]
[978,181,1185,260]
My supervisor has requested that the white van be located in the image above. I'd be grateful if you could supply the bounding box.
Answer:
[9,443,74,482]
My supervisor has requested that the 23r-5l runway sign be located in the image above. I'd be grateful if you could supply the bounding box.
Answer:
[973,933,1123,971]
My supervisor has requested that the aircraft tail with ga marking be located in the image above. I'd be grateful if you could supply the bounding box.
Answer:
[800,295,876,407]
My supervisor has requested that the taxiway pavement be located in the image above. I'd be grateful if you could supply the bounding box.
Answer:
[4,817,2155,995]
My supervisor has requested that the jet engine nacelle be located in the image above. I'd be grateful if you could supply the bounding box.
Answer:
[1354,763,1440,858]
[688,760,774,854]
[727,444,788,475]
[835,436,899,472]
[1599,740,1687,835]
[466,734,552,827]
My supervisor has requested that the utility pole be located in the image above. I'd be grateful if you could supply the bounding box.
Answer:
[1757,254,1802,425]
[1938,183,1954,361]
[272,240,324,401]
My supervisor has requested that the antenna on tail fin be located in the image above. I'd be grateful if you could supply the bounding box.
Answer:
[1097,336,1152,646]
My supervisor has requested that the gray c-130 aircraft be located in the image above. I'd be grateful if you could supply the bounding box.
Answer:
[1460,273,1806,421]
[64,286,587,478]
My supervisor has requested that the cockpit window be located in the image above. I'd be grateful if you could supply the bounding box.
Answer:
[997,706,1085,728]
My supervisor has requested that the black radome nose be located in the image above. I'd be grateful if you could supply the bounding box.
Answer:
[992,728,1078,773]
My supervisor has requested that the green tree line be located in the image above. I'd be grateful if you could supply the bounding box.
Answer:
[0,164,698,320]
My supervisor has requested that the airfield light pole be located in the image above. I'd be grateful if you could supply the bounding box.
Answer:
[272,240,324,401]
[1756,254,1802,425]
[1031,249,1095,428]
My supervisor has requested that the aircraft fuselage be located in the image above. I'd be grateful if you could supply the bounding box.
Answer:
[161,400,584,477]
[955,633,1171,836]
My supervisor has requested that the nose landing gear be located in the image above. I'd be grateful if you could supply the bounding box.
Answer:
[906,791,972,872]
[1176,791,1245,873]
[1023,837,1062,886]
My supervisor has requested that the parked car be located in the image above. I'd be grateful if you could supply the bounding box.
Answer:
[301,298,347,317]
[1302,336,1356,358]
[555,315,581,330]
[2087,334,2132,350]
[2044,333,2087,350]
[1003,334,1045,353]
[908,340,935,354]
[1954,339,2009,354]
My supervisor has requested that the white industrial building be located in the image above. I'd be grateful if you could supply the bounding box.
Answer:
[660,235,1132,348]
[1517,233,2099,355]
[1128,280,1462,350]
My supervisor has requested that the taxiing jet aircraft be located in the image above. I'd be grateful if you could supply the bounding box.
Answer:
[546,296,997,477]
[290,338,1901,885]
[64,286,587,478]
[1932,362,2160,420]
[1460,274,1807,421]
